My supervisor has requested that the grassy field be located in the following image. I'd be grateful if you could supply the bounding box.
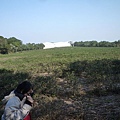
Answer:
[0,47,120,120]
[0,47,119,73]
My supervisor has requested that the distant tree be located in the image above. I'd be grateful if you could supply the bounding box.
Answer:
[25,43,35,50]
[116,40,120,47]
[40,43,45,49]
[0,36,8,48]
[34,43,45,49]
[19,44,28,51]
[74,41,84,47]
[7,37,22,52]
[99,41,111,47]
[90,41,98,47]
[84,41,91,47]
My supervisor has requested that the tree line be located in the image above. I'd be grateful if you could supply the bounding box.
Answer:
[74,40,120,47]
[0,35,120,54]
[0,36,45,54]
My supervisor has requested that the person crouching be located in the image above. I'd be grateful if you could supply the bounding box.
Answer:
[1,81,34,120]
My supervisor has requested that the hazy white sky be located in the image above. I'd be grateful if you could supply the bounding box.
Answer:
[0,0,120,44]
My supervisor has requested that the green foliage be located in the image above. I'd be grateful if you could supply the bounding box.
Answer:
[74,40,120,47]
[7,37,22,47]
[0,36,8,49]
[0,47,120,119]
[33,76,58,96]
[0,48,8,54]
[0,36,45,54]
[67,59,120,78]
[0,47,120,72]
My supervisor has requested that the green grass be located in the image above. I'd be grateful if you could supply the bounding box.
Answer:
[0,47,120,120]
[0,47,119,74]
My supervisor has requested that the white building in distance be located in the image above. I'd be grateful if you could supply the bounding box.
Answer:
[43,41,71,49]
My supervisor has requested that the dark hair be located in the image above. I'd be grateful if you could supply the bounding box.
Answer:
[15,81,33,94]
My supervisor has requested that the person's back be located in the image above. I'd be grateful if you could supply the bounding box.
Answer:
[1,81,34,120]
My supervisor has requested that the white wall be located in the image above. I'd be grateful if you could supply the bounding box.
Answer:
[43,42,71,49]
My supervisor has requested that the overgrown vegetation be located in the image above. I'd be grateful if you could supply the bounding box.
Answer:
[74,40,120,47]
[0,47,120,119]
[0,36,45,53]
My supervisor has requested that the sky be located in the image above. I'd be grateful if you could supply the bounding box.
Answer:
[0,0,120,44]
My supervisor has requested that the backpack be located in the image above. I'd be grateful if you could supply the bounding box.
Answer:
[24,113,31,120]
